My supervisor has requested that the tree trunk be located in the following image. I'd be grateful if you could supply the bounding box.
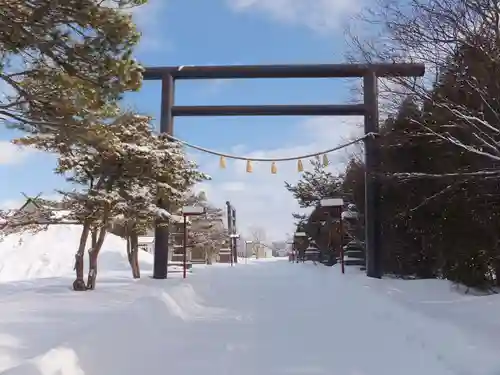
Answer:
[493,237,500,287]
[91,228,97,248]
[73,220,91,291]
[126,234,132,263]
[129,231,141,279]
[86,225,108,290]
[206,248,213,265]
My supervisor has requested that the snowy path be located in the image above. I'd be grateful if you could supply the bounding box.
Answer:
[0,259,499,375]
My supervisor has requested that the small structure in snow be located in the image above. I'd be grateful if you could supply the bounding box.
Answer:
[8,193,46,217]
[137,236,155,253]
[1,193,66,231]
[218,248,232,263]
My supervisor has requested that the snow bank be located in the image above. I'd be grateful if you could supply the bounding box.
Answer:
[0,274,239,375]
[0,225,499,375]
[0,225,153,282]
[2,261,499,375]
[351,270,500,350]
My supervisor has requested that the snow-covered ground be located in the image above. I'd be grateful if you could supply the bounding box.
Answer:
[0,226,499,374]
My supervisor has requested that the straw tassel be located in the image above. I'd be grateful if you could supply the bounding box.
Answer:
[271,162,277,174]
[219,156,226,169]
[297,159,304,172]
[246,160,252,173]
[322,154,329,167]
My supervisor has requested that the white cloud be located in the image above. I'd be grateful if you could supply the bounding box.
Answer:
[226,0,362,33]
[220,181,246,192]
[0,141,36,165]
[191,116,364,241]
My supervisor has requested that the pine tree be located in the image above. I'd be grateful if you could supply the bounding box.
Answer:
[0,0,144,134]
[17,113,208,289]
[184,192,226,265]
[291,213,308,230]
[377,96,443,277]
[342,158,364,212]
[415,47,500,287]
[285,158,343,208]
[347,0,500,287]
[285,159,344,253]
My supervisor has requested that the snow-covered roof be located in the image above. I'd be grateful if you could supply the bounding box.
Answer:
[341,210,359,219]
[154,208,184,224]
[138,236,155,244]
[170,214,185,223]
[50,210,73,219]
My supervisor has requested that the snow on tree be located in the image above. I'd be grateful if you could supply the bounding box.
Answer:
[285,159,345,252]
[16,113,209,290]
[292,213,308,230]
[347,0,500,180]
[105,117,209,278]
[0,195,79,239]
[285,158,343,208]
[184,192,226,265]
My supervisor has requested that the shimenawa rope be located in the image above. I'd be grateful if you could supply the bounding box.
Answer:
[166,132,377,162]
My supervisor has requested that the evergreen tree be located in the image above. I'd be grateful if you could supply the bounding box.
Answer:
[344,0,500,288]
[284,158,343,208]
[184,192,227,265]
[285,159,344,251]
[17,114,208,290]
[342,158,365,214]
[0,0,144,133]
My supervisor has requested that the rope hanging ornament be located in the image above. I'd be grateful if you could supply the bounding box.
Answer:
[297,159,304,172]
[271,162,277,174]
[219,156,226,169]
[165,132,378,174]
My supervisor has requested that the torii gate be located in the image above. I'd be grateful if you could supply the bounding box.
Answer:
[142,63,425,279]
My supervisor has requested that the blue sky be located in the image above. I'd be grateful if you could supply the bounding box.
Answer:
[0,0,367,240]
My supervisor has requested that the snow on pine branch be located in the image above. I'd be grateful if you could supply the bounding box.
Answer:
[0,204,82,237]
[389,170,500,180]
[285,159,343,208]
[183,192,227,251]
[13,113,209,229]
[421,98,500,163]
[348,0,500,173]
